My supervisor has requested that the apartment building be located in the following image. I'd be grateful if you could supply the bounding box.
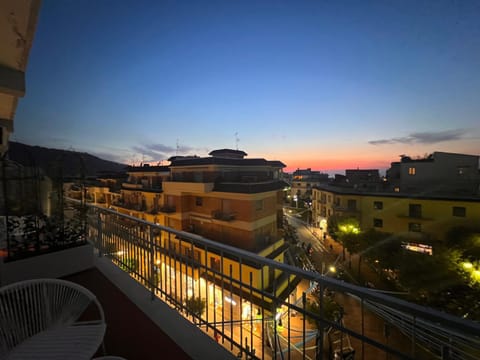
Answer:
[290,168,328,201]
[77,149,297,303]
[161,149,287,250]
[312,185,480,243]
[387,152,480,195]
[109,164,170,224]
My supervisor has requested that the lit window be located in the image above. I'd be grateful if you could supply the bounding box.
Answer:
[408,167,416,175]
[210,257,220,271]
[452,206,466,217]
[394,187,400,193]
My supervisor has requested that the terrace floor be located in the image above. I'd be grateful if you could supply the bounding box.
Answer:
[64,268,192,360]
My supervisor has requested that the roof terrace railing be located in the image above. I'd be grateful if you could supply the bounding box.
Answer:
[82,201,480,360]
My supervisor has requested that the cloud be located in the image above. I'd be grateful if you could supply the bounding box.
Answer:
[369,129,467,146]
[132,143,209,162]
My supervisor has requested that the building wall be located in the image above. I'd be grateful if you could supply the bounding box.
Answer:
[158,235,286,291]
[312,187,480,242]
[395,152,479,194]
[359,195,480,241]
[161,190,280,251]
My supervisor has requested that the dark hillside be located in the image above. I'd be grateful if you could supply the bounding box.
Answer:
[8,141,127,178]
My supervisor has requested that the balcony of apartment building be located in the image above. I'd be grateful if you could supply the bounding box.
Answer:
[0,219,232,360]
[213,180,286,194]
[159,204,176,213]
[122,180,163,193]
[2,198,480,360]
[332,199,359,216]
[211,209,236,221]
[163,179,215,194]
[397,204,434,221]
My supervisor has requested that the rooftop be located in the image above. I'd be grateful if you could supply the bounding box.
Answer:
[313,183,480,201]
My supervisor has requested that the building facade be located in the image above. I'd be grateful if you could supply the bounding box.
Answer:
[162,149,287,253]
[72,149,298,302]
[290,168,329,202]
[312,185,480,243]
[386,152,480,195]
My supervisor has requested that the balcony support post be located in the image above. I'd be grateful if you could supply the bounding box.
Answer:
[97,211,103,257]
[149,225,156,301]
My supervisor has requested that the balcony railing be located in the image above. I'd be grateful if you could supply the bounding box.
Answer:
[82,202,480,360]
[212,210,236,221]
[332,205,358,213]
[122,182,143,189]
[159,205,176,213]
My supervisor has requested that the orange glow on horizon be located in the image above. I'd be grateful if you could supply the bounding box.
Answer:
[282,158,392,173]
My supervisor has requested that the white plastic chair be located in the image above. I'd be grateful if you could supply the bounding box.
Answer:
[0,278,106,360]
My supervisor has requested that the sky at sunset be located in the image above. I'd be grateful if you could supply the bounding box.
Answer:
[13,0,480,173]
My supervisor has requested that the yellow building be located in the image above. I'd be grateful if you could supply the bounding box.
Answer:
[312,185,480,243]
[110,165,169,224]
[90,149,298,305]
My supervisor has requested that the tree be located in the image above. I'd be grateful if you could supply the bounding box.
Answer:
[185,296,206,322]
[306,297,344,360]
[360,230,403,273]
[446,226,480,261]
[328,216,360,260]
[397,250,462,297]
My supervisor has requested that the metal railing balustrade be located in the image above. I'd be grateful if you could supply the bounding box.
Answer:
[83,203,480,360]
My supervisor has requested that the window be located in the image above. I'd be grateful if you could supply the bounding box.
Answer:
[327,195,332,203]
[195,197,203,206]
[452,206,466,217]
[347,199,357,210]
[255,199,264,211]
[373,201,383,210]
[183,247,200,262]
[408,223,421,232]
[394,187,400,193]
[409,204,422,218]
[408,167,416,175]
[210,257,220,271]
[373,218,383,228]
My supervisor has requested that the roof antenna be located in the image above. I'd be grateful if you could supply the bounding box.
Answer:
[235,132,240,150]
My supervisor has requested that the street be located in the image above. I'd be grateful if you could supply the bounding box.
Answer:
[285,213,417,360]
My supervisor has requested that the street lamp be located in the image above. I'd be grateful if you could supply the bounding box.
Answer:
[321,262,336,276]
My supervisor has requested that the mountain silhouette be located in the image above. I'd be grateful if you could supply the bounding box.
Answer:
[7,142,127,179]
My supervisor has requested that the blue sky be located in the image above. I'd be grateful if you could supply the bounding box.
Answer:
[14,0,480,172]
